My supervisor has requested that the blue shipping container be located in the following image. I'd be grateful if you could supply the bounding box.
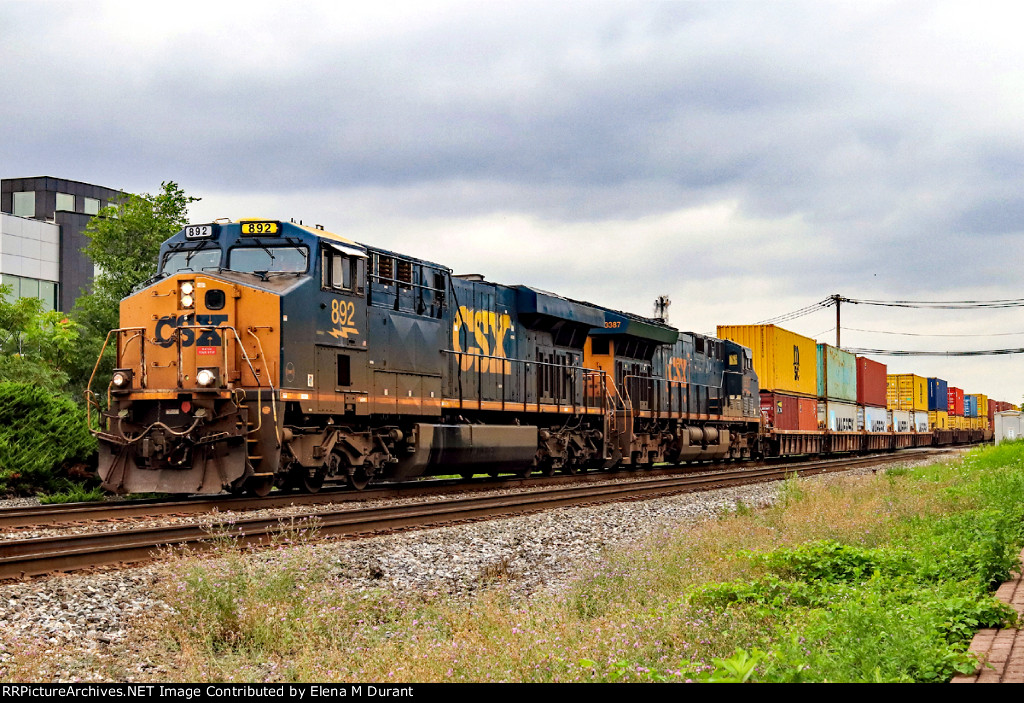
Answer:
[927,377,949,411]
[965,395,979,418]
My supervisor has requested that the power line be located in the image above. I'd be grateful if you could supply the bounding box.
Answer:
[842,296,1024,309]
[756,297,834,325]
[842,326,1024,338]
[843,347,1024,356]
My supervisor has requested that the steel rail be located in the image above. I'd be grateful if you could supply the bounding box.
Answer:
[0,450,951,580]
[0,450,947,529]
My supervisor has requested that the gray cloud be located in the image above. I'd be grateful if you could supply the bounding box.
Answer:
[4,0,1024,399]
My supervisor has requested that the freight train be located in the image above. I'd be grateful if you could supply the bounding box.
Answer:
[87,218,988,496]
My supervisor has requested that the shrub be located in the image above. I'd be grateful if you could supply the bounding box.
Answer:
[0,382,97,495]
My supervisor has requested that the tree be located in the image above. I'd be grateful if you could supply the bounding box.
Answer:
[0,287,78,395]
[70,182,199,392]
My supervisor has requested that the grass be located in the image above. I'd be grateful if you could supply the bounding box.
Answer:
[36,479,106,504]
[5,443,1024,682]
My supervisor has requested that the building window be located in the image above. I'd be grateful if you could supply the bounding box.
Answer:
[83,197,100,215]
[56,193,75,212]
[0,275,58,311]
[13,192,35,218]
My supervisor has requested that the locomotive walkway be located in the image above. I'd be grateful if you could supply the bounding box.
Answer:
[952,547,1024,683]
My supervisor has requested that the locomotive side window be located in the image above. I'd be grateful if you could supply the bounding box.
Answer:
[322,247,355,291]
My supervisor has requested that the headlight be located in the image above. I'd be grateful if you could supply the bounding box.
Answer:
[180,281,195,308]
[196,368,217,387]
[181,293,194,308]
[111,369,133,389]
[180,281,194,295]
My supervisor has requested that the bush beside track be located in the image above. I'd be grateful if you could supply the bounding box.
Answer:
[0,382,97,496]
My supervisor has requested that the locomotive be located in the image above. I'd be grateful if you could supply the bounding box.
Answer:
[88,218,762,495]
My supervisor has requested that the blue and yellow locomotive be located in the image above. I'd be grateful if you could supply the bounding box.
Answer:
[89,219,762,495]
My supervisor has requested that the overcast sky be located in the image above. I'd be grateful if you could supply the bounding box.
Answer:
[4,0,1024,404]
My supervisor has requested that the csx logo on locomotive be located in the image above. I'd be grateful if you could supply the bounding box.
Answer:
[155,314,229,347]
[666,357,688,384]
[452,306,513,374]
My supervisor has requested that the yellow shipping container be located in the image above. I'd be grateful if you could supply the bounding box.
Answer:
[886,374,928,412]
[928,410,948,430]
[977,394,989,418]
[716,324,818,397]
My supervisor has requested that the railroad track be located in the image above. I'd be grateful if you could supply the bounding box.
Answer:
[0,448,950,529]
[0,449,954,580]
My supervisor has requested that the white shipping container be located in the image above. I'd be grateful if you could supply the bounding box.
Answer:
[995,411,1024,444]
[913,411,929,433]
[818,399,858,432]
[863,405,888,433]
[890,410,912,433]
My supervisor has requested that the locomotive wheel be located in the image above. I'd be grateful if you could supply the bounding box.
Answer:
[563,447,582,475]
[349,467,371,491]
[296,465,326,494]
[246,475,274,497]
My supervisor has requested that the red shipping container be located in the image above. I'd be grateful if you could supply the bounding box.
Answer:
[760,391,819,431]
[856,356,887,408]
[947,387,964,416]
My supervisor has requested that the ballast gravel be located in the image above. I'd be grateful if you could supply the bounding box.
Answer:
[0,452,959,681]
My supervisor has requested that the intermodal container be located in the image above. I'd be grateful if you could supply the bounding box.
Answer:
[927,378,948,411]
[928,410,948,430]
[759,391,819,431]
[978,394,989,419]
[861,405,888,433]
[891,410,912,432]
[887,374,928,412]
[913,411,929,433]
[817,399,858,432]
[965,395,979,418]
[717,325,818,397]
[816,344,857,402]
[856,356,887,408]
[947,387,964,416]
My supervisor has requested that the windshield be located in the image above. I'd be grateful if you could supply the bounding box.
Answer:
[229,246,309,273]
[162,247,222,274]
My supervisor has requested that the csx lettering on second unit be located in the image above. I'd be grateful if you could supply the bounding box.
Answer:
[452,307,513,374]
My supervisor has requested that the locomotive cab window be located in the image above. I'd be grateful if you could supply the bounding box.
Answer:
[229,246,308,273]
[162,247,222,274]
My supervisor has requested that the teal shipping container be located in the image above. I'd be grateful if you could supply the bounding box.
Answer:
[816,343,857,402]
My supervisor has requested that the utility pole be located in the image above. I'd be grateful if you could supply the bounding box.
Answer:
[833,294,842,348]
